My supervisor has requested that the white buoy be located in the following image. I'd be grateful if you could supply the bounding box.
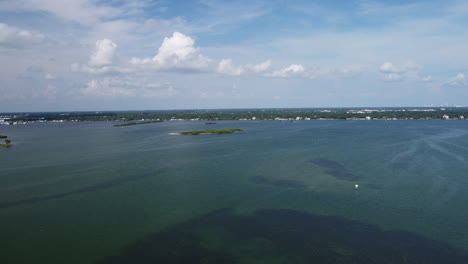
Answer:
[354,184,359,190]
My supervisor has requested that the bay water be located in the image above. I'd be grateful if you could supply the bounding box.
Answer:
[1,120,468,263]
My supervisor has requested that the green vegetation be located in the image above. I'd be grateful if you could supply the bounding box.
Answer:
[114,120,163,127]
[179,129,243,135]
[1,139,12,148]
[3,107,468,122]
[205,122,217,125]
[0,135,7,139]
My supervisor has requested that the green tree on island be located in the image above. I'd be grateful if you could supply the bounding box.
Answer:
[1,138,12,148]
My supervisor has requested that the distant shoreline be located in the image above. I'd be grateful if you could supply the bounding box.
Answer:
[2,118,468,126]
[1,108,467,125]
[114,120,163,127]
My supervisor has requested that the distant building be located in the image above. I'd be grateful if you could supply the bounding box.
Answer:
[443,114,450,120]
[460,116,465,119]
[365,116,371,120]
[252,117,256,120]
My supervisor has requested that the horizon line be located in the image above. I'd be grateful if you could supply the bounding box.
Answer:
[1,106,468,114]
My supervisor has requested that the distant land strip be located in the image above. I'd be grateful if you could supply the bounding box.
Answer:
[114,120,163,127]
[178,129,243,135]
[1,107,468,124]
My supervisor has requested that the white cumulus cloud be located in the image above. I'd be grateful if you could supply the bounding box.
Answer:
[446,73,466,86]
[216,59,272,76]
[265,64,305,78]
[0,23,45,48]
[216,59,244,76]
[380,62,402,74]
[131,32,210,71]
[89,39,117,67]
[246,60,271,73]
[379,61,421,82]
[72,39,131,75]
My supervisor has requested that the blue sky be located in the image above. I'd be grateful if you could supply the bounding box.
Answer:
[0,0,467,111]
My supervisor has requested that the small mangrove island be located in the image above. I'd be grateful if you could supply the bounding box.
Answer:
[0,136,12,148]
[205,122,217,125]
[114,120,163,127]
[179,129,243,135]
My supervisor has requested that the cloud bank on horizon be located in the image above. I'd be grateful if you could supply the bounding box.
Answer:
[0,0,467,111]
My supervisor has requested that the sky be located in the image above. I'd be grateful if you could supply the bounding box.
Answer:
[0,0,467,111]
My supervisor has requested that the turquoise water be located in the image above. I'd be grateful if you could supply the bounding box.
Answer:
[1,120,468,263]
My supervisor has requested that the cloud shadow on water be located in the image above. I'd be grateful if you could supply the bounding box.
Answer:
[310,158,360,181]
[0,169,166,209]
[98,208,468,264]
